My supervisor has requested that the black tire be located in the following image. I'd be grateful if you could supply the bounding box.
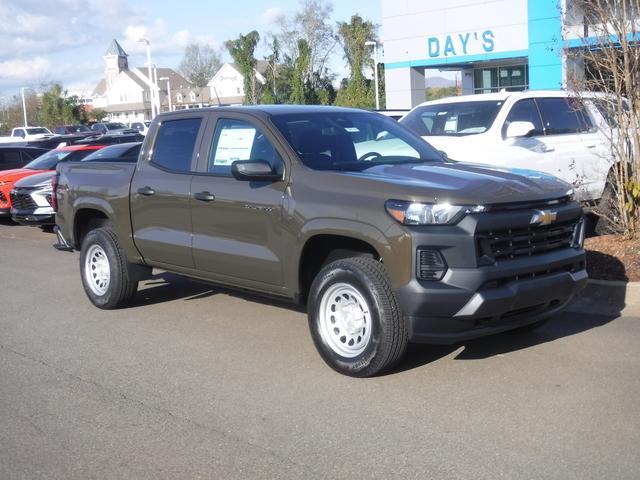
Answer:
[79,227,138,309]
[307,257,408,377]
[594,177,622,236]
[505,318,549,335]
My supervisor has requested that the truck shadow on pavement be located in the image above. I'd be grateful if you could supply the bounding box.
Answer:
[390,309,621,374]
[132,273,218,306]
[132,271,624,376]
[131,272,305,312]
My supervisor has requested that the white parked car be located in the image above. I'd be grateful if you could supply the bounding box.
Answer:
[400,90,616,203]
[129,121,151,135]
[0,127,55,143]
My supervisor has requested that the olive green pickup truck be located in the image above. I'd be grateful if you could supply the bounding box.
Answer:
[54,106,587,377]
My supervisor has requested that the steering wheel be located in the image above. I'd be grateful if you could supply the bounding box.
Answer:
[358,151,382,162]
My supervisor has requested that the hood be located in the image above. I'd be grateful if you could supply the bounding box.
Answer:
[421,135,486,162]
[334,161,571,206]
[0,168,48,185]
[30,133,55,139]
[14,170,55,188]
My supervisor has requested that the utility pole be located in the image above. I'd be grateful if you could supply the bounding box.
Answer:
[160,76,172,112]
[21,87,28,126]
[138,38,156,118]
[153,66,161,114]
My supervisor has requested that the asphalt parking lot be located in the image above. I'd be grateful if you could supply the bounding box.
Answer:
[1,221,639,480]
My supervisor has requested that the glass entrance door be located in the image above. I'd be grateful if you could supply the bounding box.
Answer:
[473,65,528,94]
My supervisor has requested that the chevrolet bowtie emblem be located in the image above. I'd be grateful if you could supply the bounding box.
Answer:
[530,209,557,226]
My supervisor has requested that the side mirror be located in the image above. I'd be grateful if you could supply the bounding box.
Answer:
[231,160,281,182]
[506,121,535,138]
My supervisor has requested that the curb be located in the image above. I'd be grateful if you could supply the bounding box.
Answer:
[572,278,640,313]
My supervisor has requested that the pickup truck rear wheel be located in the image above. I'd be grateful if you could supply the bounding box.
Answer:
[80,227,138,309]
[307,257,408,377]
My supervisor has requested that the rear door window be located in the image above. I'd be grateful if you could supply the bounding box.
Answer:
[0,151,23,169]
[537,98,593,135]
[151,118,202,172]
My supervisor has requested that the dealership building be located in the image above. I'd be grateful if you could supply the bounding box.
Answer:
[382,0,590,109]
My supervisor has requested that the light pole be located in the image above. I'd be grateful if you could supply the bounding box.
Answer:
[160,76,172,112]
[138,38,157,118]
[21,87,28,126]
[365,41,380,111]
[0,96,7,126]
[152,66,161,114]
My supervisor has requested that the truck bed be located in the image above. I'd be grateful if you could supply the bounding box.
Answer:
[55,161,139,258]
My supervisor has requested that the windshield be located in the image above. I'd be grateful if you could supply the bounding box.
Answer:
[271,111,443,171]
[26,128,50,135]
[25,148,96,170]
[400,101,504,137]
[105,122,127,130]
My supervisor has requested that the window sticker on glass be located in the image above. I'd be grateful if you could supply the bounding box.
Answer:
[214,127,256,165]
[444,117,458,132]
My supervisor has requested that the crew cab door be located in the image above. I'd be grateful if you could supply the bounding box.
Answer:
[130,113,208,268]
[500,97,605,201]
[190,114,289,287]
[534,97,608,201]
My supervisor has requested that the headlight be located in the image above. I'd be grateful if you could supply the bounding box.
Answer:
[385,199,486,225]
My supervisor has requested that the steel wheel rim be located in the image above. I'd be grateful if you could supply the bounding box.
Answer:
[84,244,110,296]
[318,282,372,358]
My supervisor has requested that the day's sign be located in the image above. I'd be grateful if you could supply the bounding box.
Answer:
[427,30,495,58]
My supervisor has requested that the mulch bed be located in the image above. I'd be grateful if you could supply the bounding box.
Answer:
[585,234,640,282]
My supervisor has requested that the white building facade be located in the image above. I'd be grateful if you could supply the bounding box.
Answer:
[382,0,598,109]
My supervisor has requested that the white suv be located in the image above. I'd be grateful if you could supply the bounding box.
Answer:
[400,90,615,203]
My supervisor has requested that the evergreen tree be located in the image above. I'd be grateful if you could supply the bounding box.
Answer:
[225,31,261,104]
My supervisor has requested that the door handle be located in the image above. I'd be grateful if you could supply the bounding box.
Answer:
[194,191,215,202]
[137,186,156,196]
[542,147,555,153]
[586,144,597,149]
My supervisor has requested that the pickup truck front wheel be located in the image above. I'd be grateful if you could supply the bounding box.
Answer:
[308,257,408,377]
[80,227,138,309]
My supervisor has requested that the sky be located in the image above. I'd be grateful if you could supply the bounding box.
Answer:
[0,0,381,100]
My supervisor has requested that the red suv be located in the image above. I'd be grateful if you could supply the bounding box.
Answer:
[0,144,103,216]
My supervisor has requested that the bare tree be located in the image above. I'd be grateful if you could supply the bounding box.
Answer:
[276,0,337,89]
[566,0,640,236]
[179,43,223,88]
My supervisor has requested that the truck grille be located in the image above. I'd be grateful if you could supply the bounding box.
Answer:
[9,191,38,210]
[477,219,579,261]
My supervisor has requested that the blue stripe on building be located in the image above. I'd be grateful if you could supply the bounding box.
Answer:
[527,0,564,89]
[384,49,530,70]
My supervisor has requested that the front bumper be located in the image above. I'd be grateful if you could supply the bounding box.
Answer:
[9,187,54,225]
[398,250,587,344]
[11,209,55,225]
[0,207,9,217]
[395,200,587,344]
